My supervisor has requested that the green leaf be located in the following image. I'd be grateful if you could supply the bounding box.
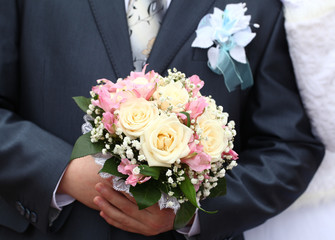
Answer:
[173,201,196,229]
[70,132,104,160]
[139,165,165,180]
[179,174,217,214]
[73,96,91,113]
[179,174,198,208]
[208,177,227,198]
[130,182,161,210]
[156,179,170,194]
[99,157,127,178]
[179,111,191,127]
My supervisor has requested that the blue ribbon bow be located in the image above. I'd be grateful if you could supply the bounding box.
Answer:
[208,47,254,92]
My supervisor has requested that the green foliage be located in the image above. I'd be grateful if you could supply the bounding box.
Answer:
[70,132,104,160]
[73,96,91,113]
[130,182,162,210]
[179,174,198,208]
[139,165,165,180]
[173,201,196,229]
[99,157,127,178]
[208,177,227,198]
[179,174,217,214]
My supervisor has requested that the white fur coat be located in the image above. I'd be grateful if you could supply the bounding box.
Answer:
[245,0,335,239]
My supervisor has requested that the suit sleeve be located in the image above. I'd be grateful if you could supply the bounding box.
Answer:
[197,9,325,240]
[0,0,73,232]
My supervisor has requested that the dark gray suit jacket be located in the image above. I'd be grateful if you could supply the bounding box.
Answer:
[0,0,324,239]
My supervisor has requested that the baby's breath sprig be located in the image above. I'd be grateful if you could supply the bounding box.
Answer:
[166,68,187,83]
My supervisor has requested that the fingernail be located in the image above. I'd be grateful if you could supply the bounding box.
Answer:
[94,196,102,206]
[95,183,104,193]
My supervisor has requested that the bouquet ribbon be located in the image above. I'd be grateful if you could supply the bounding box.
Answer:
[208,46,254,92]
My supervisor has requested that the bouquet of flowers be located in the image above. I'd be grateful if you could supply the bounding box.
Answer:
[71,67,238,228]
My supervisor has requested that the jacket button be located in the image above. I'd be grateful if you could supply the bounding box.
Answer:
[30,211,38,223]
[15,201,25,216]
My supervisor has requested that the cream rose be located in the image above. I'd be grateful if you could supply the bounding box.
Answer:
[202,97,228,125]
[118,97,159,138]
[140,114,193,167]
[154,81,189,112]
[197,114,228,161]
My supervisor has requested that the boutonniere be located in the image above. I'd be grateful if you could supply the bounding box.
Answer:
[192,3,259,92]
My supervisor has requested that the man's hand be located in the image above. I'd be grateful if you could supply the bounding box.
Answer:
[93,182,175,236]
[57,155,112,210]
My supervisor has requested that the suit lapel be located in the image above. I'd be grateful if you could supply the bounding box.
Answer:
[88,0,220,77]
[147,0,217,74]
[88,0,133,78]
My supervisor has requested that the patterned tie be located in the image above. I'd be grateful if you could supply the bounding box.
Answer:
[127,0,167,71]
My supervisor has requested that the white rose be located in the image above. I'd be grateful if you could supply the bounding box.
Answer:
[154,81,189,112]
[140,114,193,167]
[197,114,228,161]
[202,97,228,125]
[118,97,159,138]
[201,97,217,119]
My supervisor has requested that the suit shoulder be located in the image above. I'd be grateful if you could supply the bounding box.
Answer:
[246,0,283,19]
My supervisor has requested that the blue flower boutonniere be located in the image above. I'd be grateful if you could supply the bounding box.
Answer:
[192,3,259,92]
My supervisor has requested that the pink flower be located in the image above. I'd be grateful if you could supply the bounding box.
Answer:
[119,79,157,100]
[92,79,113,95]
[117,158,151,187]
[101,112,117,134]
[92,82,132,112]
[228,149,238,160]
[185,96,208,120]
[91,67,160,114]
[182,140,211,172]
[91,87,117,113]
[124,65,159,100]
[125,65,156,82]
[184,152,211,172]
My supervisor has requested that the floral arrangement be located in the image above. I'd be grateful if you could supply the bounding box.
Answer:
[71,67,238,228]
